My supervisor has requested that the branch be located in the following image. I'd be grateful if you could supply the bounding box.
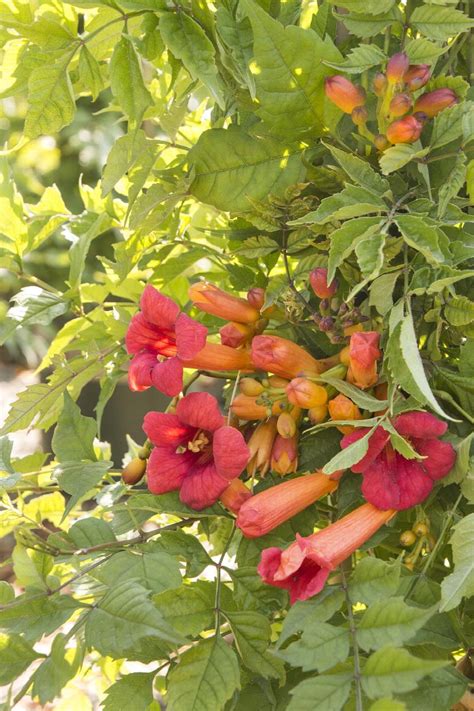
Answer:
[340,565,364,711]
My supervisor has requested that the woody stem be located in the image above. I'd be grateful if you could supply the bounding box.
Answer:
[341,564,364,711]
[214,523,236,634]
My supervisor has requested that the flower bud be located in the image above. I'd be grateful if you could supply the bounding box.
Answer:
[189,282,260,323]
[413,88,458,118]
[339,346,351,367]
[373,134,389,151]
[386,116,423,144]
[308,403,328,424]
[351,106,368,126]
[373,72,387,96]
[122,457,147,485]
[286,378,328,409]
[277,411,297,438]
[247,417,278,477]
[404,64,430,91]
[319,316,335,332]
[310,268,338,298]
[413,521,429,537]
[247,287,265,310]
[239,377,264,397]
[271,434,298,475]
[325,76,366,114]
[389,93,413,117]
[386,52,409,84]
[231,394,285,420]
[400,530,416,547]
[268,375,290,389]
[328,394,362,434]
[219,478,252,514]
[219,321,253,348]
[251,335,325,379]
[348,331,381,389]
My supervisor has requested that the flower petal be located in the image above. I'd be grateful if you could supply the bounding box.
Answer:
[288,560,330,604]
[414,437,456,480]
[393,411,447,439]
[176,392,224,431]
[125,313,177,356]
[151,357,184,397]
[140,285,180,329]
[146,446,192,494]
[341,426,389,473]
[213,426,250,480]
[179,463,228,509]
[128,352,156,391]
[143,412,194,447]
[175,313,207,360]
[361,454,433,510]
[258,548,287,588]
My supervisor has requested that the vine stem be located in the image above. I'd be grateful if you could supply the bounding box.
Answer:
[340,565,363,711]
[214,523,236,634]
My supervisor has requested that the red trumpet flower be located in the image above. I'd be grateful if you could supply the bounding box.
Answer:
[189,282,260,323]
[341,411,456,510]
[258,503,395,603]
[143,392,250,510]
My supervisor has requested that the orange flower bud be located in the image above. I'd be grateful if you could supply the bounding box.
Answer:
[247,287,265,310]
[231,394,285,420]
[237,471,339,538]
[389,93,413,117]
[339,346,351,367]
[268,375,290,389]
[271,434,298,475]
[189,282,260,323]
[386,52,409,84]
[219,478,252,514]
[351,106,368,126]
[374,134,389,151]
[219,321,253,348]
[308,403,328,424]
[286,378,328,409]
[328,394,362,434]
[348,331,381,390]
[413,88,458,118]
[277,411,297,439]
[239,377,264,397]
[122,457,147,485]
[386,116,423,144]
[310,268,338,298]
[186,341,254,373]
[247,417,278,477]
[343,323,364,336]
[374,382,388,402]
[252,335,325,380]
[404,64,430,91]
[373,72,387,96]
[325,76,366,114]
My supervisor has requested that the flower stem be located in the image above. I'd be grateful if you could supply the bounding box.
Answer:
[341,564,364,711]
[214,523,236,634]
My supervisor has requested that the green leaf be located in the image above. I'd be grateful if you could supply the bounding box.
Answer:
[369,270,402,316]
[0,286,67,345]
[12,544,53,591]
[189,127,304,212]
[400,668,468,711]
[224,610,285,681]
[437,153,467,218]
[299,427,342,472]
[102,672,155,711]
[152,529,213,577]
[357,598,436,651]
[322,427,372,475]
[94,549,182,594]
[25,57,75,138]
[445,295,474,326]
[30,634,82,705]
[110,35,152,124]
[0,633,42,685]
[0,581,14,604]
[288,671,353,711]
[0,595,80,643]
[241,0,342,138]
[379,145,428,175]
[68,211,114,290]
[431,102,473,150]
[0,436,20,490]
[159,13,224,108]
[335,8,400,38]
[327,0,395,13]
[68,517,116,549]
[410,5,474,41]
[85,580,182,657]
[55,460,113,518]
[386,314,453,420]
[52,392,96,463]
[327,217,383,283]
[350,557,401,605]
[440,512,474,611]
[325,43,386,73]
[320,376,387,411]
[101,129,149,197]
[280,621,349,672]
[278,588,345,646]
[369,701,406,711]
[361,647,447,699]
[154,582,215,637]
[78,45,103,100]
[325,144,390,195]
[405,38,447,63]
[167,636,240,711]
[290,185,386,225]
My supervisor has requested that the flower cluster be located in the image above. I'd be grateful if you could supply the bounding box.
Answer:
[325,51,458,149]
[124,275,456,603]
